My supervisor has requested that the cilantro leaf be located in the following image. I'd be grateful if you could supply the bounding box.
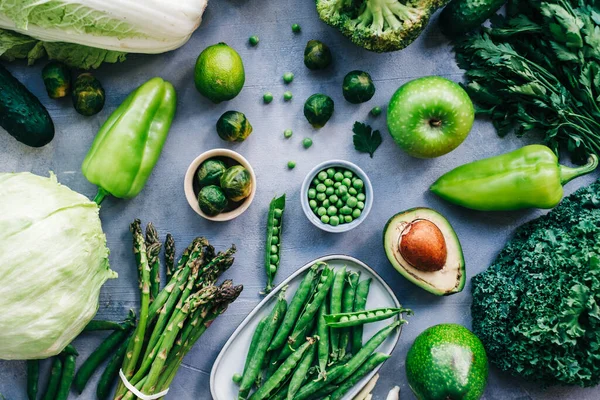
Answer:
[352,121,382,158]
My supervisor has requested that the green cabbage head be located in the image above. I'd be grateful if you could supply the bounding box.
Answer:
[0,172,116,360]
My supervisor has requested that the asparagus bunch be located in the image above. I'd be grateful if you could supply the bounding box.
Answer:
[114,219,242,400]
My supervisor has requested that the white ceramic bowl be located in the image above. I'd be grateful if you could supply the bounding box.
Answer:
[301,159,373,233]
[184,149,256,222]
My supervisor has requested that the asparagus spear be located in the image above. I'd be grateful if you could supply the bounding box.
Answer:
[164,233,175,282]
[145,222,162,301]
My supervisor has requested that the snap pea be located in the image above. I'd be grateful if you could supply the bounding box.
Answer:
[249,338,316,400]
[74,322,133,393]
[329,353,390,400]
[293,320,403,400]
[329,267,346,362]
[316,301,329,379]
[264,194,286,293]
[239,289,288,399]
[269,264,319,351]
[96,336,131,400]
[339,271,360,360]
[238,316,268,383]
[352,278,372,353]
[41,357,63,400]
[26,360,39,400]
[56,349,78,400]
[287,343,315,400]
[325,307,411,328]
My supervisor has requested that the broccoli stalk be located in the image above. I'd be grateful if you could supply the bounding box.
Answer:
[316,0,448,52]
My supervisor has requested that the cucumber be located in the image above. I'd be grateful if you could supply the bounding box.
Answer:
[0,64,54,147]
[439,0,506,38]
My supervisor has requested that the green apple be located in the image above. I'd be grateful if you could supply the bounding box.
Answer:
[387,76,474,158]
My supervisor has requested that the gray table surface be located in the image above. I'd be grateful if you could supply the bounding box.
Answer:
[1,1,599,399]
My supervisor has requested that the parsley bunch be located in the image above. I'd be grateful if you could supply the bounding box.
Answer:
[455,0,600,162]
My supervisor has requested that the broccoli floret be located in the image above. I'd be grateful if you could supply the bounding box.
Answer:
[316,0,447,52]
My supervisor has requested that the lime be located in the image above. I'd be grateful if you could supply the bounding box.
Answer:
[194,43,245,103]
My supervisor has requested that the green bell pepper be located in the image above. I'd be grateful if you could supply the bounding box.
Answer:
[430,145,598,211]
[82,77,176,204]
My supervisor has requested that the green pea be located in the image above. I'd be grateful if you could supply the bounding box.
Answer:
[326,168,336,178]
[350,315,358,321]
[334,182,342,188]
[312,178,320,186]
[340,206,352,215]
[303,138,313,148]
[330,216,340,226]
[358,313,367,320]
[340,316,349,322]
[263,92,274,103]
[329,194,339,203]
[321,274,328,282]
[309,200,317,210]
[367,312,375,318]
[342,178,352,187]
[321,215,330,224]
[338,216,345,224]
[376,310,384,316]
[352,209,361,219]
[370,106,382,116]
[317,171,328,181]
[308,188,316,199]
[316,183,326,193]
[292,23,301,33]
[270,264,277,273]
[341,194,349,202]
[357,193,366,202]
[324,178,334,187]
[357,201,365,210]
[337,186,348,196]
[346,196,358,208]
[327,206,338,216]
[348,187,358,196]
[274,209,283,218]
[284,129,293,138]
[317,207,327,216]
[270,254,279,264]
[271,236,279,245]
[273,217,280,226]
[353,179,364,190]
[322,199,330,208]
[288,161,296,169]
[386,309,394,314]
[271,245,279,254]
[283,72,294,84]
[316,193,327,202]
[344,215,353,223]
[325,187,335,196]
[336,199,344,208]
[343,170,353,179]
[334,172,344,182]
[249,35,259,46]
[284,91,293,101]
[273,226,280,235]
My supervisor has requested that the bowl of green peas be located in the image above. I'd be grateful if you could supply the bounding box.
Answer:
[301,160,373,232]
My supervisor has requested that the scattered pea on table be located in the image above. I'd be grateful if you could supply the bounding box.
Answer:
[283,72,294,84]
[370,106,382,117]
[303,137,313,149]
[284,129,293,138]
[263,92,273,104]
[249,35,259,46]
[287,161,296,169]
[292,23,301,33]
[284,91,293,101]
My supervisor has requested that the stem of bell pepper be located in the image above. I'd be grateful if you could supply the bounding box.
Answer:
[93,188,109,205]
[560,154,599,185]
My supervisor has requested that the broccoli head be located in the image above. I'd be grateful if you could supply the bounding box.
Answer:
[315,0,448,52]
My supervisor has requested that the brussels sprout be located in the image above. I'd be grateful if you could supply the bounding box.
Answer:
[216,111,253,142]
[42,62,71,99]
[198,185,228,216]
[303,93,334,128]
[72,73,105,116]
[343,70,375,104]
[196,158,227,187]
[220,165,252,202]
[304,40,332,70]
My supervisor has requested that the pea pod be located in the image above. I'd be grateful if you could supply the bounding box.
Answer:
[238,316,268,383]
[264,194,286,293]
[83,320,128,332]
[287,344,316,400]
[269,264,319,352]
[41,357,63,400]
[249,338,316,400]
[96,336,131,400]
[329,267,347,362]
[352,278,372,353]
[56,349,78,400]
[316,300,330,379]
[26,360,39,400]
[330,353,390,400]
[325,307,411,328]
[338,271,360,359]
[239,288,288,399]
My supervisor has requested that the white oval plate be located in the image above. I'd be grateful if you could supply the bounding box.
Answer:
[210,254,402,400]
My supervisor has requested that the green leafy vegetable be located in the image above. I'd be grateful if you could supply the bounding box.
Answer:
[352,122,382,158]
[455,0,600,162]
[0,172,116,360]
[472,178,600,387]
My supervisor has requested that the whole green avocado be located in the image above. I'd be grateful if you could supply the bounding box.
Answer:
[406,324,488,400]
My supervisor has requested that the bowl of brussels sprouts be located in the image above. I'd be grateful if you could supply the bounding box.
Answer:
[184,149,256,221]
[301,160,373,233]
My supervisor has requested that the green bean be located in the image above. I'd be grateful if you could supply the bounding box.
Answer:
[329,267,346,362]
[96,336,131,400]
[287,344,315,400]
[41,357,63,400]
[264,194,286,293]
[26,360,39,400]
[294,321,403,400]
[316,301,329,379]
[352,278,372,353]
[325,307,411,328]
[249,338,316,400]
[56,351,77,400]
[238,316,268,383]
[339,271,360,360]
[330,353,390,400]
[239,289,288,399]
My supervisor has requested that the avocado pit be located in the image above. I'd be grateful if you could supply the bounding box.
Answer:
[399,219,447,272]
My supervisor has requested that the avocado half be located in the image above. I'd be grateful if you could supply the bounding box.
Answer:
[383,207,465,296]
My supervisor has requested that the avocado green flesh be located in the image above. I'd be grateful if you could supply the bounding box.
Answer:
[383,208,465,295]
